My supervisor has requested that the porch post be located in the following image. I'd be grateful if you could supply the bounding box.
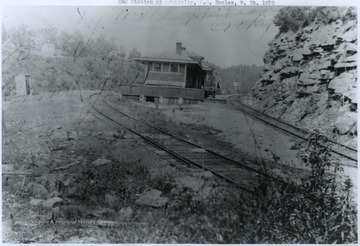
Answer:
[183,65,187,88]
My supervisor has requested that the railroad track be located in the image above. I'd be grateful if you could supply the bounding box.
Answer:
[90,93,290,193]
[204,98,227,104]
[228,98,357,167]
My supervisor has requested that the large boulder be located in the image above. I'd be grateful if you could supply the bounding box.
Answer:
[319,70,334,80]
[345,53,357,63]
[334,53,357,70]
[279,67,298,78]
[299,72,317,85]
[42,197,63,208]
[334,43,357,56]
[26,182,49,199]
[328,72,357,102]
[304,84,321,94]
[176,176,205,192]
[334,112,357,134]
[273,59,290,72]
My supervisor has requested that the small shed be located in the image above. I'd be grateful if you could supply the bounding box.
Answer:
[15,74,32,96]
[233,82,240,92]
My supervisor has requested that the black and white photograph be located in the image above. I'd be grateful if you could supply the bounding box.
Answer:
[1,1,358,243]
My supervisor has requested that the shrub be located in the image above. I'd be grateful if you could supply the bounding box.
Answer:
[273,6,357,34]
[342,6,357,22]
[248,130,358,243]
[273,7,307,33]
[211,130,357,243]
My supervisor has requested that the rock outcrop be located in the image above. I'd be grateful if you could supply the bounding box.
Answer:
[247,9,357,147]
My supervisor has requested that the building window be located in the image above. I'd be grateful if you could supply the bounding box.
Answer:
[163,63,170,72]
[170,64,179,73]
[154,63,162,72]
[148,62,153,71]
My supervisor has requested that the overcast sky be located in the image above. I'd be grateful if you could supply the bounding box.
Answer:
[2,6,281,67]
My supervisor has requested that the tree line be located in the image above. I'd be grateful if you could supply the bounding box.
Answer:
[2,24,263,97]
[2,24,144,96]
[214,64,263,95]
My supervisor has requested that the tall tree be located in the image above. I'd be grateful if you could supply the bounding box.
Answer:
[214,64,263,95]
[8,24,36,49]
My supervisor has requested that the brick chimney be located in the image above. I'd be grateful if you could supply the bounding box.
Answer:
[176,42,182,55]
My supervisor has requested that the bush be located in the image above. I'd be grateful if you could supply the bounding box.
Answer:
[273,6,357,34]
[247,130,358,243]
[342,6,357,22]
[273,7,307,33]
[209,130,357,243]
[2,27,145,97]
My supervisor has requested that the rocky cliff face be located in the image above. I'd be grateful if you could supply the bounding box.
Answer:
[246,14,357,147]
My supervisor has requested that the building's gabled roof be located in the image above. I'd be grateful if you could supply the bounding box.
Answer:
[135,50,201,65]
[15,73,31,77]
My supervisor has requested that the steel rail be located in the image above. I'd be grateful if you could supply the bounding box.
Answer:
[230,99,357,152]
[90,102,255,193]
[101,94,288,185]
[227,98,357,166]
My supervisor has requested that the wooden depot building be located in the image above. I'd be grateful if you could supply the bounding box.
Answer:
[120,42,212,104]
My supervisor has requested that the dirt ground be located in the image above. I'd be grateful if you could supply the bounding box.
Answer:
[120,96,356,187]
[1,91,239,243]
[2,90,357,243]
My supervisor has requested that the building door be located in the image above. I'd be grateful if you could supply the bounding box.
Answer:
[25,76,30,95]
[186,65,196,88]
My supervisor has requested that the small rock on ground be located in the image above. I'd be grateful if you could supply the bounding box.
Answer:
[105,194,116,207]
[136,189,168,208]
[118,207,133,220]
[30,198,44,207]
[91,158,111,166]
[2,165,15,172]
[86,208,116,218]
[176,176,205,192]
[42,197,63,208]
[47,191,61,199]
[26,182,49,199]
[66,236,99,243]
[192,170,214,180]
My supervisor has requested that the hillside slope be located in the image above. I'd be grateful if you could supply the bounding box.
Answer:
[245,9,357,147]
